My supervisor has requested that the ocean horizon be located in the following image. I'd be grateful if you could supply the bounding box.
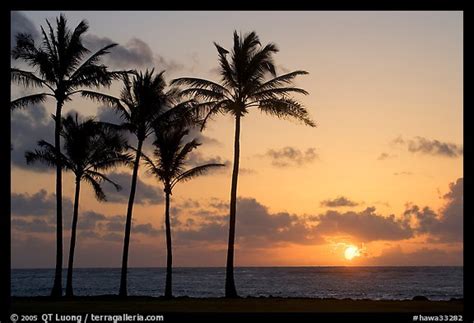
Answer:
[12,266,463,300]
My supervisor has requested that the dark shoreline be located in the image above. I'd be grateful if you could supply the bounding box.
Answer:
[11,296,464,313]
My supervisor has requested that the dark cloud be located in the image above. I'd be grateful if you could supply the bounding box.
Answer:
[83,35,183,73]
[11,12,39,48]
[393,136,463,158]
[11,189,73,218]
[186,151,230,168]
[11,218,55,233]
[185,125,221,147]
[99,215,125,233]
[83,35,153,68]
[176,197,321,247]
[104,172,164,205]
[320,196,359,208]
[179,199,201,209]
[377,152,396,160]
[208,198,228,210]
[133,223,161,236]
[96,105,126,126]
[11,105,55,171]
[77,211,107,230]
[312,207,413,242]
[404,178,462,242]
[263,147,318,167]
[363,245,462,266]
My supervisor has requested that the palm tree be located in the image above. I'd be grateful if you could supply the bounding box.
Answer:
[141,122,224,298]
[25,114,131,297]
[11,14,122,296]
[171,31,315,297]
[83,69,196,296]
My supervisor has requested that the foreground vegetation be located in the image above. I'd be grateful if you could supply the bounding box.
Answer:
[11,296,463,313]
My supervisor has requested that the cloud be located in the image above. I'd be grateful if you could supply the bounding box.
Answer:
[277,64,291,74]
[83,35,153,68]
[312,207,413,242]
[393,171,413,176]
[363,245,462,266]
[11,105,55,171]
[320,196,359,208]
[209,198,228,210]
[11,191,163,242]
[186,152,230,168]
[12,218,55,233]
[178,199,201,209]
[77,211,107,230]
[239,168,257,175]
[11,12,39,48]
[404,178,462,242]
[83,35,183,73]
[133,223,161,236]
[176,197,322,247]
[11,189,73,218]
[377,152,396,160]
[393,136,463,158]
[185,125,221,147]
[99,215,125,233]
[263,147,318,167]
[104,172,164,205]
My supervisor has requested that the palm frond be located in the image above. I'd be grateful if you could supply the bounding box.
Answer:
[83,174,107,201]
[25,149,57,168]
[85,170,122,192]
[171,77,230,95]
[172,163,225,188]
[259,98,316,127]
[25,139,71,170]
[250,87,309,100]
[10,93,50,110]
[68,43,117,85]
[139,149,162,179]
[255,71,309,92]
[80,90,130,120]
[10,68,53,90]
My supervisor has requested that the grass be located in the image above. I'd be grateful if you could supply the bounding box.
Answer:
[11,296,463,313]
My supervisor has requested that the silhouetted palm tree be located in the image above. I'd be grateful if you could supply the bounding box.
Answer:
[83,69,196,296]
[25,114,131,297]
[141,122,224,298]
[171,31,315,297]
[11,14,122,296]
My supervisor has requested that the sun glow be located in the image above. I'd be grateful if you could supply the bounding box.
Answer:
[344,245,361,260]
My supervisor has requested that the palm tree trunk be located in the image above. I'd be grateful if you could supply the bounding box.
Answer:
[119,139,143,297]
[66,177,81,297]
[51,100,64,297]
[225,115,240,298]
[164,189,173,298]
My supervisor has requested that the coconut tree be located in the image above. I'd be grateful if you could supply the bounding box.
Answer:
[11,14,123,296]
[171,31,315,297]
[25,114,131,297]
[141,122,224,298]
[82,69,196,296]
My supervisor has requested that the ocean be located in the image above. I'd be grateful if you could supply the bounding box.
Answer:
[11,267,463,300]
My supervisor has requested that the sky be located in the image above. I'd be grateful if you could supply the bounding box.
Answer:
[10,11,463,268]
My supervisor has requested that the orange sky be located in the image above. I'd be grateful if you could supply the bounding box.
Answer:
[11,11,463,267]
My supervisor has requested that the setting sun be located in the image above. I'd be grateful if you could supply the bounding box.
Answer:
[344,246,361,260]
